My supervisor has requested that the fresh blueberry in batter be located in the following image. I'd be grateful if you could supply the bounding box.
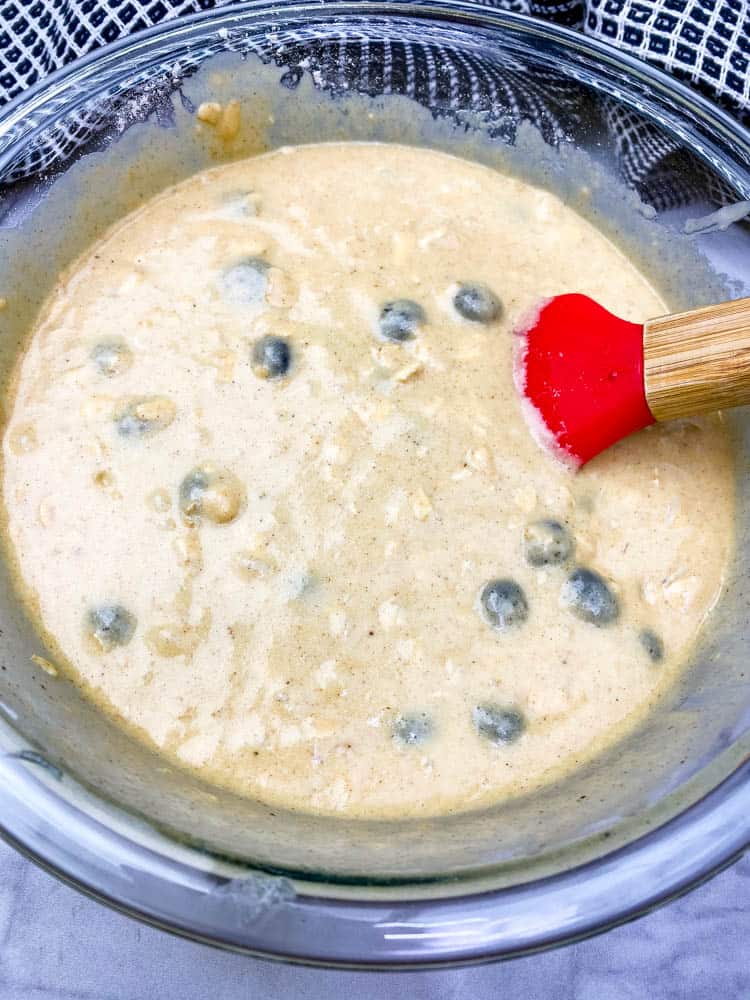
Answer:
[561,568,619,625]
[252,335,291,379]
[453,282,502,323]
[393,712,433,746]
[91,340,133,377]
[86,604,136,650]
[524,519,573,567]
[378,299,425,342]
[180,468,209,514]
[280,67,304,90]
[220,258,269,305]
[473,703,525,744]
[114,396,176,438]
[179,464,245,525]
[639,628,664,663]
[479,579,528,630]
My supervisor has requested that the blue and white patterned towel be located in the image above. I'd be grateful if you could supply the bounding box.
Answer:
[0,0,748,203]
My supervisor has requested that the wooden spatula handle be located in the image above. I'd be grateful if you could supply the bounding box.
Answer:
[644,296,750,422]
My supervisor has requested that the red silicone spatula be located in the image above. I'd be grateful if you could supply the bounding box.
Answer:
[516,293,750,467]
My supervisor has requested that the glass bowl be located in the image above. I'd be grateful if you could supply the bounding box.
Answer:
[1,0,750,969]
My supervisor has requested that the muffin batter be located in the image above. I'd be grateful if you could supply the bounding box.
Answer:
[1,143,735,818]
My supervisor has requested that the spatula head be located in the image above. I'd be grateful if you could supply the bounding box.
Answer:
[516,293,655,467]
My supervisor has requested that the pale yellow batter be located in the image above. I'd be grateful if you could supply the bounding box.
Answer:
[1,143,736,818]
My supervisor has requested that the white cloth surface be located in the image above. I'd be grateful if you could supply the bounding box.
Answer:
[1,837,749,998]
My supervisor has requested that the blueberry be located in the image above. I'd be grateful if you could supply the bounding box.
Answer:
[220,258,268,305]
[378,299,425,342]
[115,396,176,437]
[524,519,574,567]
[179,463,245,525]
[180,468,208,515]
[453,282,502,323]
[91,340,133,377]
[473,703,525,744]
[639,628,664,663]
[280,67,304,90]
[288,571,317,600]
[86,604,136,651]
[251,335,291,379]
[479,579,528,631]
[561,568,619,625]
[392,712,433,746]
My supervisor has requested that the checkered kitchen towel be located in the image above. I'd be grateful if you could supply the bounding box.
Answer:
[0,0,749,205]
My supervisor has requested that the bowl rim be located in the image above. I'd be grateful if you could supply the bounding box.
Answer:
[1,0,750,968]
[2,750,750,968]
[1,0,749,179]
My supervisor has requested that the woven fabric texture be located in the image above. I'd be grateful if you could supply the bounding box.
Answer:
[2,0,748,117]
[0,0,748,204]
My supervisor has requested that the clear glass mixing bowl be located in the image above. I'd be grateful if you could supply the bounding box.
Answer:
[1,0,749,968]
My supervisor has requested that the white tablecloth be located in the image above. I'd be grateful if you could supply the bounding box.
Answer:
[0,837,748,999]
